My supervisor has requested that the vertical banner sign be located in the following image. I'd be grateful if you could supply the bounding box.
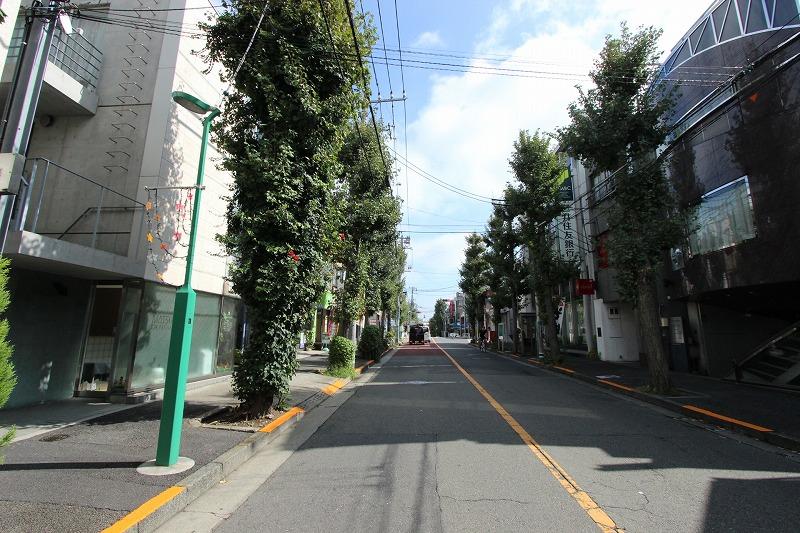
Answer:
[553,171,578,260]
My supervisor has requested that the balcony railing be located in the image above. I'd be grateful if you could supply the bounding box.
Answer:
[12,158,144,256]
[7,14,102,89]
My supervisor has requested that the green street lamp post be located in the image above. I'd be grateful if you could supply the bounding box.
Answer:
[155,91,221,467]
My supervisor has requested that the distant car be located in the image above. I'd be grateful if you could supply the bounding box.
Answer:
[423,327,431,344]
[448,332,457,338]
[409,325,425,345]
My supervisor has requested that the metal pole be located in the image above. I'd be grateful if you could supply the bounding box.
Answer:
[155,109,219,467]
[1,3,58,155]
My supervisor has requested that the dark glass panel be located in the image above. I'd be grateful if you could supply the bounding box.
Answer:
[697,18,718,52]
[736,0,750,23]
[672,41,692,70]
[690,20,708,52]
[713,0,731,40]
[746,0,768,32]
[721,3,744,40]
[773,0,800,26]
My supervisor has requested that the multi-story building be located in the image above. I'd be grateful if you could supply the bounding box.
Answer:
[571,0,800,387]
[659,0,800,385]
[0,1,245,408]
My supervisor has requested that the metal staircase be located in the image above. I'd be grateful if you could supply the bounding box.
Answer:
[732,321,800,389]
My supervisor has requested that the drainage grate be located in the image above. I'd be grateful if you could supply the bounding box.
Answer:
[39,433,70,442]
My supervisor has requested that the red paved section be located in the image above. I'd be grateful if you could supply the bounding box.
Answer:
[393,344,443,356]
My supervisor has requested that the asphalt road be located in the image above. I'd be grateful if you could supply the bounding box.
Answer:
[174,339,800,532]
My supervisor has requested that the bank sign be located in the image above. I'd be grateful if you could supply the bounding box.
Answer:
[552,172,579,261]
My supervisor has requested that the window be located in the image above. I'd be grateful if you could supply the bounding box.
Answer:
[688,176,756,256]
[690,20,708,53]
[721,1,744,40]
[712,1,731,41]
[696,18,717,52]
[746,0,769,32]
[773,0,800,26]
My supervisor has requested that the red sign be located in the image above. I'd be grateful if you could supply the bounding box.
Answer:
[576,279,595,296]
[597,233,609,269]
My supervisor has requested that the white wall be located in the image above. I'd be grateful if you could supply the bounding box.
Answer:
[594,298,640,362]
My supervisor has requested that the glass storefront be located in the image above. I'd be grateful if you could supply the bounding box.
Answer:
[130,282,176,389]
[216,296,244,373]
[128,281,244,391]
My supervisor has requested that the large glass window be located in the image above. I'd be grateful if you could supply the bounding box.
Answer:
[188,292,221,380]
[130,282,175,389]
[216,297,244,374]
[688,176,756,256]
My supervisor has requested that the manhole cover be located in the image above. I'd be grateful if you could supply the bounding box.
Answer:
[39,433,70,442]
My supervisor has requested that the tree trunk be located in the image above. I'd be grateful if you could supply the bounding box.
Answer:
[543,288,560,363]
[493,307,501,351]
[636,270,671,393]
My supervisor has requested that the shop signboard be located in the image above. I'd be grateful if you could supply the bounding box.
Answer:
[576,279,595,295]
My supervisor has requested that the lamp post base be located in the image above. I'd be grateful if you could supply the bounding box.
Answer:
[137,456,195,476]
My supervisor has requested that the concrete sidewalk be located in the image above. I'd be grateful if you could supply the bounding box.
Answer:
[504,349,800,450]
[0,356,349,533]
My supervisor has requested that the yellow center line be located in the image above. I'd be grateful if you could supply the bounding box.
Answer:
[101,485,185,533]
[259,406,305,433]
[432,340,622,533]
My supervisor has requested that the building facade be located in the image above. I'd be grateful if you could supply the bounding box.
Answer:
[570,0,800,385]
[0,0,245,408]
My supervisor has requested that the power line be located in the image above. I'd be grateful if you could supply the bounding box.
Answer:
[343,0,391,186]
[393,0,410,232]
[318,0,379,190]
[388,145,504,204]
[374,0,397,139]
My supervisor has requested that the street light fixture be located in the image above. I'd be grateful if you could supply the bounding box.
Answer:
[153,91,220,469]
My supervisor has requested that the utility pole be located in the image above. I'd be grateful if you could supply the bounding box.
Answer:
[0,1,67,249]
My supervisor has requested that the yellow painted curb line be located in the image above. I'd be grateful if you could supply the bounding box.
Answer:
[101,485,185,533]
[259,406,305,433]
[598,379,635,392]
[320,379,347,396]
[683,404,772,433]
[433,340,622,533]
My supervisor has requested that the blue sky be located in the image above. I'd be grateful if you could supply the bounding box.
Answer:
[358,0,710,319]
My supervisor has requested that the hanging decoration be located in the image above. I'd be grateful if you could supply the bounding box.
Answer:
[144,186,198,283]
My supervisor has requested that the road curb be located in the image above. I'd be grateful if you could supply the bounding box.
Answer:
[492,351,800,454]
[114,349,393,532]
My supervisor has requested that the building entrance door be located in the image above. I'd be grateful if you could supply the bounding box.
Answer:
[76,285,123,394]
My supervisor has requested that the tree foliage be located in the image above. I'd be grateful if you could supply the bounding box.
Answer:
[203,1,373,414]
[505,130,578,361]
[558,24,681,392]
[458,233,489,339]
[331,121,401,337]
[430,299,448,337]
[0,259,16,455]
[484,202,527,352]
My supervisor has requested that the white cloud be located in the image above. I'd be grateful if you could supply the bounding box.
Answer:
[401,0,707,316]
[412,30,445,48]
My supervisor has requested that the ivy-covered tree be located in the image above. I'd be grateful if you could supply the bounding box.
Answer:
[204,1,373,414]
[458,233,489,341]
[558,24,681,393]
[0,258,16,457]
[332,121,401,339]
[506,130,578,362]
[484,202,526,353]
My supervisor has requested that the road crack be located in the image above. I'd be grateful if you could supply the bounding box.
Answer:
[439,495,533,505]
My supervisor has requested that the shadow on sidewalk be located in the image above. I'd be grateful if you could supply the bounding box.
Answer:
[0,461,142,471]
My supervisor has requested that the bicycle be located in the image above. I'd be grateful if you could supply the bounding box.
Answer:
[478,338,487,352]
